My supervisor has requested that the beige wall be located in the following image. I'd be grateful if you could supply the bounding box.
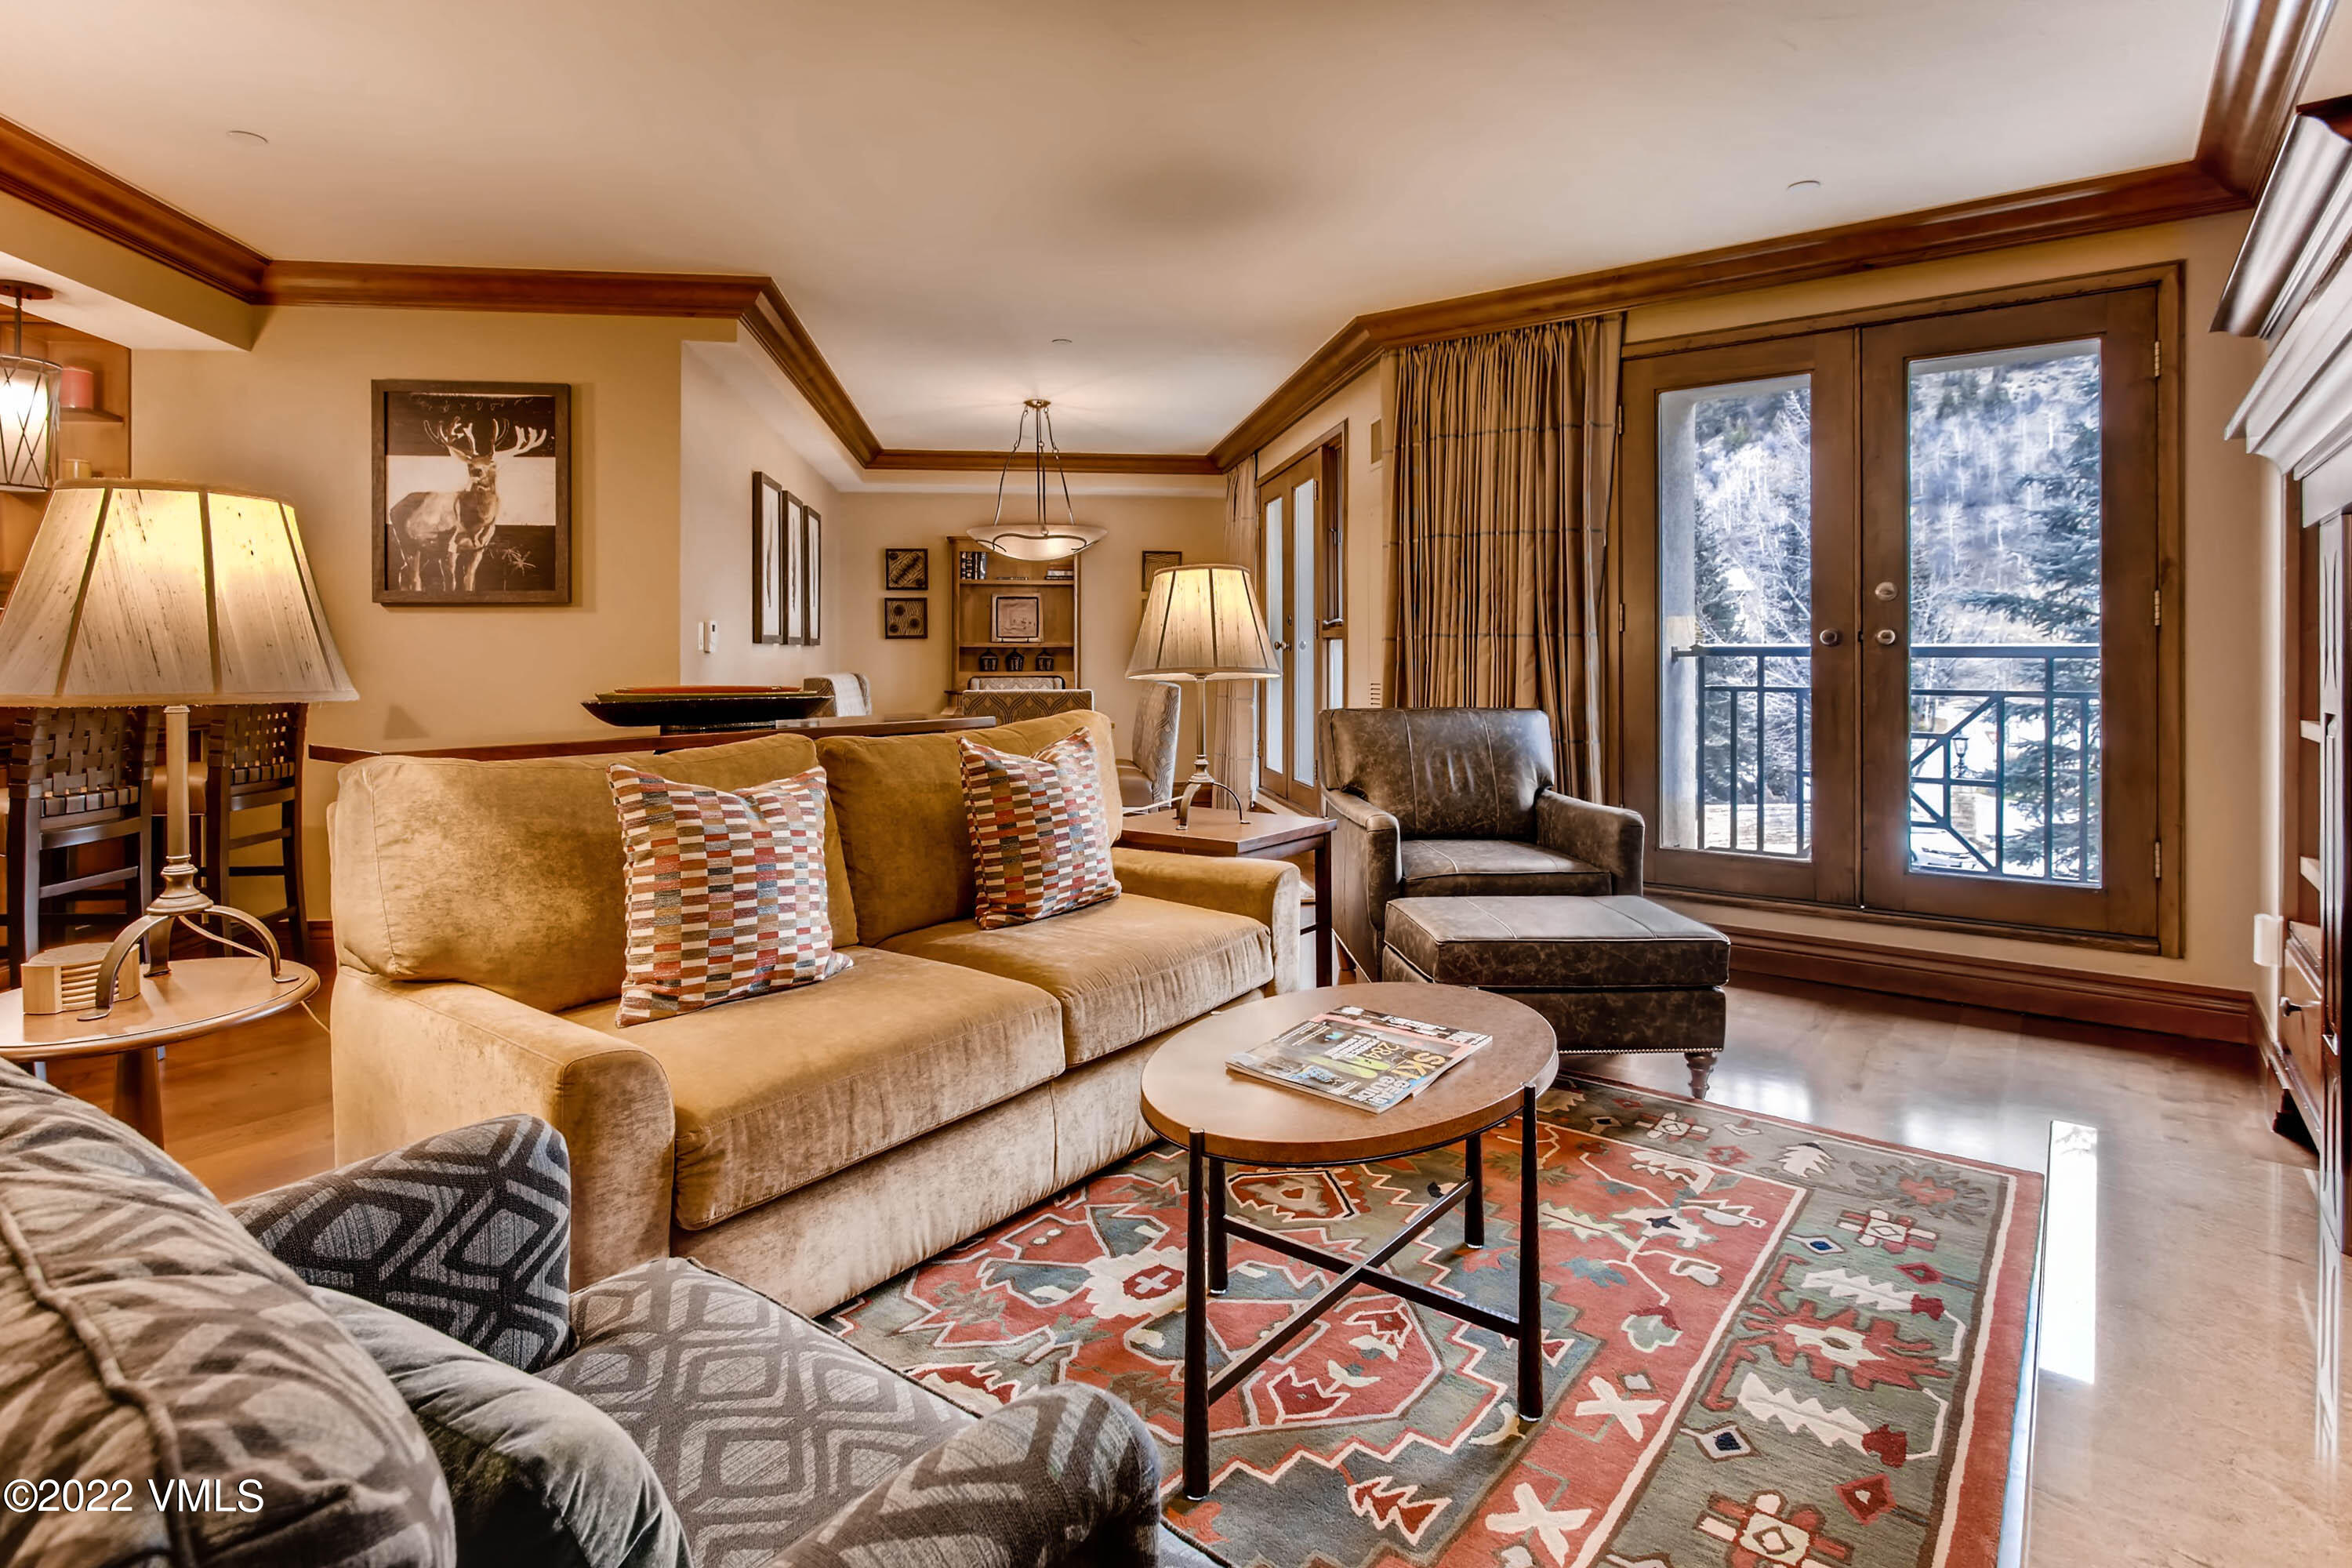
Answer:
[134,304,733,913]
[678,350,847,685]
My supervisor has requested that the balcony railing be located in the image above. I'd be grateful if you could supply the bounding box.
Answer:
[1669,641,2101,883]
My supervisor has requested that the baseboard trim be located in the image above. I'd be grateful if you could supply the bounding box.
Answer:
[1715,922,2256,1044]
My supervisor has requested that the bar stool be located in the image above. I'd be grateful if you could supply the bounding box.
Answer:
[3,706,157,979]
[194,704,310,958]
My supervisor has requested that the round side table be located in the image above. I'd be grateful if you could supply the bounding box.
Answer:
[0,956,319,1144]
[1141,981,1559,1498]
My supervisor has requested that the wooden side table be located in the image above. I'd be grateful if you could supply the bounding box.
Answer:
[1142,982,1560,1497]
[0,956,319,1144]
[1116,808,1339,985]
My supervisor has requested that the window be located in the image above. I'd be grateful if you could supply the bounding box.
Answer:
[1258,441,1345,811]
[1620,285,2166,942]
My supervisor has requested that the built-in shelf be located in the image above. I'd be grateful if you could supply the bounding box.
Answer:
[2301,854,2323,891]
[60,408,123,426]
[2303,718,2325,743]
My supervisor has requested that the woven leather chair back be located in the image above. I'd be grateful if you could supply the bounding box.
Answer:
[5,708,155,818]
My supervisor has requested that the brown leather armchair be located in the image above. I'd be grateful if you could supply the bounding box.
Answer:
[1318,707,1644,978]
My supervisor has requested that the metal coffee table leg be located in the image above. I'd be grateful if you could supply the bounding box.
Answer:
[1185,1131,1210,1498]
[1465,1131,1485,1247]
[1517,1085,1544,1417]
[1208,1154,1229,1294]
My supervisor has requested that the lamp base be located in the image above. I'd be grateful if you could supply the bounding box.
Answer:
[1171,766,1247,830]
[82,878,296,1021]
[77,701,300,1018]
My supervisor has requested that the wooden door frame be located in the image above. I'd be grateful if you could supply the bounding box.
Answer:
[1258,437,1345,809]
[1618,332,1861,905]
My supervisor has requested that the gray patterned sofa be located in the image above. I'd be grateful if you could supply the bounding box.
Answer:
[0,1062,1174,1568]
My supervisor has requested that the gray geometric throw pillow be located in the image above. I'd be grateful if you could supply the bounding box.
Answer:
[319,1289,688,1568]
[0,1063,456,1567]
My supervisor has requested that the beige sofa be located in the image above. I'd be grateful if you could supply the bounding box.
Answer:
[327,711,1299,1312]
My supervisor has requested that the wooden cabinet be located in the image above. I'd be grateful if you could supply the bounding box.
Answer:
[2221,95,2352,1251]
[946,539,1082,693]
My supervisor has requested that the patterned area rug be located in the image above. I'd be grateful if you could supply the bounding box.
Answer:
[827,1077,2042,1568]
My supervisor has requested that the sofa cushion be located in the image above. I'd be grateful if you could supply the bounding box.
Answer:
[0,1064,456,1567]
[1397,837,1612,899]
[611,764,849,1025]
[331,731,855,1015]
[318,1288,687,1568]
[880,893,1272,1065]
[231,1115,575,1373]
[543,1258,968,1568]
[960,729,1121,929]
[818,711,1118,944]
[560,948,1062,1229]
[1384,895,1730,989]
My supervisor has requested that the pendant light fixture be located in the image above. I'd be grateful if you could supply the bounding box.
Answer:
[0,282,60,495]
[967,398,1105,561]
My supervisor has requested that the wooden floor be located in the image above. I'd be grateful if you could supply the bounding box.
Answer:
[32,966,2351,1566]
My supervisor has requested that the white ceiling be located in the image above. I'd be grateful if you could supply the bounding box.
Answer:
[8,1,2229,452]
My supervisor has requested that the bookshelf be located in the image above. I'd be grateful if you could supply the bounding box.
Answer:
[948,540,1081,692]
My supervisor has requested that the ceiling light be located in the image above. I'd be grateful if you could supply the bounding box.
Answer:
[0,281,60,495]
[967,399,1105,561]
[226,129,270,147]
[1787,179,1822,192]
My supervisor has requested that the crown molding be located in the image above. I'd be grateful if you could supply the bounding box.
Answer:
[2198,0,2339,196]
[1208,162,2245,469]
[867,448,1221,475]
[0,116,269,299]
[260,259,765,316]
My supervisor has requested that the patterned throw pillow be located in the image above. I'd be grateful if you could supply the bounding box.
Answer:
[609,764,849,1025]
[959,729,1121,928]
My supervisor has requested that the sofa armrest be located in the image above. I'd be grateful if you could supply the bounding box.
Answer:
[231,1115,575,1370]
[1112,847,1301,994]
[774,1384,1160,1568]
[1536,789,1645,895]
[329,970,676,1289]
[1323,789,1400,978]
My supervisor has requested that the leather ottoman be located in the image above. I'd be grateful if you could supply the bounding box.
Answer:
[1381,895,1729,1095]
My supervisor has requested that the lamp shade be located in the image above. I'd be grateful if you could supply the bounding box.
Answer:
[0,479,356,705]
[1127,562,1279,679]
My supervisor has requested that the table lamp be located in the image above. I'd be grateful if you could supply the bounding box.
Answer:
[1127,562,1279,827]
[0,480,356,1011]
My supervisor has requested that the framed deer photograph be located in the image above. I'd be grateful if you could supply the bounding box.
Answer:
[372,380,572,604]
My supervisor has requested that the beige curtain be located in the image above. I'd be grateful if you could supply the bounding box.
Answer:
[1207,454,1260,801]
[1385,314,1623,797]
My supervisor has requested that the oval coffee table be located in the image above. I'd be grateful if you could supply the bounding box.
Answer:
[1141,982,1559,1498]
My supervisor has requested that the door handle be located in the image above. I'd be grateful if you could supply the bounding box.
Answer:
[2281,997,2307,1017]
[1875,628,1900,647]
[1817,629,1842,647]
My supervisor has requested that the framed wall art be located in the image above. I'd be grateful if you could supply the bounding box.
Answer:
[991,593,1042,642]
[373,380,571,604]
[753,472,786,643]
[885,546,929,590]
[1142,550,1182,590]
[884,596,928,639]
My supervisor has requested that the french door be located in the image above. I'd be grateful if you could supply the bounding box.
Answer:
[1621,287,2161,939]
[1259,442,1345,811]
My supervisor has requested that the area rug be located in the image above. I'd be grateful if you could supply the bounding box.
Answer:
[826,1077,2042,1568]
